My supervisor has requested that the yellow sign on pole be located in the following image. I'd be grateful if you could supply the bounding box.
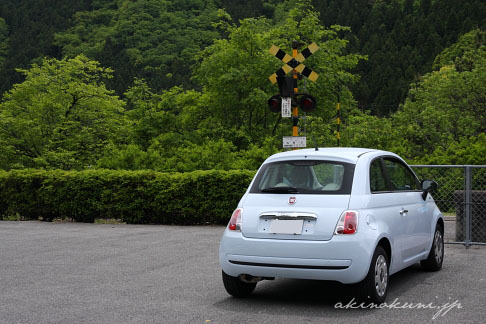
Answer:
[268,42,320,84]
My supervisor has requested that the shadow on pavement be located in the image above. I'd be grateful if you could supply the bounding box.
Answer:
[214,263,438,315]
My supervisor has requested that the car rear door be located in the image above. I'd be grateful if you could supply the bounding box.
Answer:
[241,159,354,241]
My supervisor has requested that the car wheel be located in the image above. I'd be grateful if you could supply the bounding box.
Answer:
[421,224,444,271]
[356,245,389,304]
[222,271,256,298]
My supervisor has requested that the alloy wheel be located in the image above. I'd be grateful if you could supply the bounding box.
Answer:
[374,254,388,297]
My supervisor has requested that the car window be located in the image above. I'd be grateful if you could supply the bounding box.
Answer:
[250,160,355,195]
[313,163,345,189]
[383,158,419,191]
[370,159,388,192]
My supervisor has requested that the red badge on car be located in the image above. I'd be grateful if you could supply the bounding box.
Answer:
[288,196,296,205]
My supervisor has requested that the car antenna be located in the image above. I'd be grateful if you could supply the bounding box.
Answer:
[314,139,319,151]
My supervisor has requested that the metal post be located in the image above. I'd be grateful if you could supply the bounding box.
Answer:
[465,166,472,249]
[291,42,299,145]
[335,84,341,147]
[336,94,341,147]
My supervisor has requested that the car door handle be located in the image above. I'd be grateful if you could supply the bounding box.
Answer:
[399,209,408,215]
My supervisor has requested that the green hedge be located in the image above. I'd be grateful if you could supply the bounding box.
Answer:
[0,169,255,224]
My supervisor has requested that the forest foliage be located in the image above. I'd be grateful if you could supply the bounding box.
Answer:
[0,0,485,172]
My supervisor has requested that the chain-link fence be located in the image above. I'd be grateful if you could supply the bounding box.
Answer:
[411,165,486,248]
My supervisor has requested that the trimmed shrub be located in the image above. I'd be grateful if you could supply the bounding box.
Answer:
[0,169,255,224]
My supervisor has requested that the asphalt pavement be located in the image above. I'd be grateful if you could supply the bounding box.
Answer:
[0,221,485,324]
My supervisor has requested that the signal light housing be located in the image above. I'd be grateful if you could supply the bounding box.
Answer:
[228,208,243,231]
[334,210,358,235]
[299,94,316,112]
[268,95,281,113]
[268,94,317,113]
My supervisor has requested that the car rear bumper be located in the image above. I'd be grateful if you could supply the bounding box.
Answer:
[219,230,376,284]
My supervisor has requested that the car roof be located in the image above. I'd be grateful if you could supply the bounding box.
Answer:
[264,147,388,164]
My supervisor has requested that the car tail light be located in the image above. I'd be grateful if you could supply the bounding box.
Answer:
[228,208,243,231]
[334,210,358,235]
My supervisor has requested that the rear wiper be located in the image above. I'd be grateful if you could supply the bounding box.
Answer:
[261,186,299,193]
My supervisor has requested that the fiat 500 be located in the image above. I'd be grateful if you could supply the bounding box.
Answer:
[219,148,444,303]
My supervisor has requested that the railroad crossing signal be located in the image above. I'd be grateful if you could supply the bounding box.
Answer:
[267,41,320,149]
[268,42,319,84]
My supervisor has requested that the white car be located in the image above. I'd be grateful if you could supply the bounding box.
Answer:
[219,148,443,303]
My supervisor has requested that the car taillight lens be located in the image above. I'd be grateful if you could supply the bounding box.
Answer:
[334,210,358,235]
[228,208,243,231]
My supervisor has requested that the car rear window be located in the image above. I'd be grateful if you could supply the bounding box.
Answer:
[250,160,355,195]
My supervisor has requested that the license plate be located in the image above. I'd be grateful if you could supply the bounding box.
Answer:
[270,219,304,234]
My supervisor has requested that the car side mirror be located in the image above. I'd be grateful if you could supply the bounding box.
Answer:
[421,180,438,200]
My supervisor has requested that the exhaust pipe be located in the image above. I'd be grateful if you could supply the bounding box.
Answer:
[239,274,274,283]
[239,274,262,283]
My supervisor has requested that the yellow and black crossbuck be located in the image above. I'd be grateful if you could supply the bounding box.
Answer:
[268,42,319,84]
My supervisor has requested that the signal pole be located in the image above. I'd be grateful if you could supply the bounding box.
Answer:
[336,92,341,147]
[291,41,301,146]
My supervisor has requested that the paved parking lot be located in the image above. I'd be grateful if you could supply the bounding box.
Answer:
[0,221,485,324]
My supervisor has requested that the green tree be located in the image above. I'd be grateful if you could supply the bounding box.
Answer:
[221,0,268,22]
[97,1,363,171]
[433,29,486,71]
[0,0,91,96]
[0,55,126,170]
[194,0,364,147]
[0,18,8,69]
[54,0,221,94]
[391,48,486,163]
[315,0,486,115]
[340,109,394,150]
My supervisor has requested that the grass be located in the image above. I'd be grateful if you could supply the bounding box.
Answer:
[94,218,126,225]
[1,213,23,221]
[1,215,126,224]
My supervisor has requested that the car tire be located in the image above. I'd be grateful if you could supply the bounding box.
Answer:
[222,271,256,298]
[355,245,389,304]
[421,224,444,271]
